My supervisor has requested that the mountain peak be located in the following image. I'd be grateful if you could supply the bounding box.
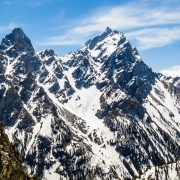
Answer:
[12,27,24,35]
[105,26,112,33]
[82,28,128,59]
[86,27,121,50]
[1,27,180,179]
[0,27,35,56]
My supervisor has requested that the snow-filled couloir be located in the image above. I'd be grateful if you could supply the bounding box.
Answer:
[0,27,180,179]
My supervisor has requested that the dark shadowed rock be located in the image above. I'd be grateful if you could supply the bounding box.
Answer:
[0,28,35,57]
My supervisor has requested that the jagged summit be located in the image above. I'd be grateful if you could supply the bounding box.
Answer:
[78,27,143,66]
[85,27,125,51]
[0,27,34,57]
[105,26,112,32]
[0,27,180,179]
[38,49,56,57]
[102,26,113,36]
[2,28,30,46]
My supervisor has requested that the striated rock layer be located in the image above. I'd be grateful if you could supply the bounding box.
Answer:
[0,27,180,179]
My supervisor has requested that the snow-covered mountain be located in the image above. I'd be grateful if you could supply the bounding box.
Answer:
[0,27,180,179]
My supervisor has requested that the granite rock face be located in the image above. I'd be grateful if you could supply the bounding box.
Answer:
[0,28,180,180]
[0,28,35,56]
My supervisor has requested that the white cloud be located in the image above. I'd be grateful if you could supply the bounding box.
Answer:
[161,66,180,77]
[40,34,85,46]
[72,4,180,35]
[40,0,180,49]
[126,27,180,50]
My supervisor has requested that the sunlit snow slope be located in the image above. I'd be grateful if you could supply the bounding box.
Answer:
[0,27,180,180]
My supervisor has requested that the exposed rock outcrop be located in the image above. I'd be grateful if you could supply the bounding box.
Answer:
[0,123,38,180]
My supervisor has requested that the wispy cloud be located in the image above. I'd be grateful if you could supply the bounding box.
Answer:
[72,3,180,35]
[126,27,180,50]
[0,23,18,35]
[41,34,85,46]
[39,0,180,49]
[39,31,89,46]
[161,66,180,77]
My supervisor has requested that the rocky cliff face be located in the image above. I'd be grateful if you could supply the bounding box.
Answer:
[0,27,180,179]
[136,159,180,179]
[0,123,38,180]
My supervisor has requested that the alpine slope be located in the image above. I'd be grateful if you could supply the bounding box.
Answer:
[0,27,180,179]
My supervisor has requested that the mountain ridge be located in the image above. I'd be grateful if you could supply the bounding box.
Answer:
[0,27,180,179]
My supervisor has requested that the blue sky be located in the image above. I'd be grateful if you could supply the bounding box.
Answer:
[0,0,180,76]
